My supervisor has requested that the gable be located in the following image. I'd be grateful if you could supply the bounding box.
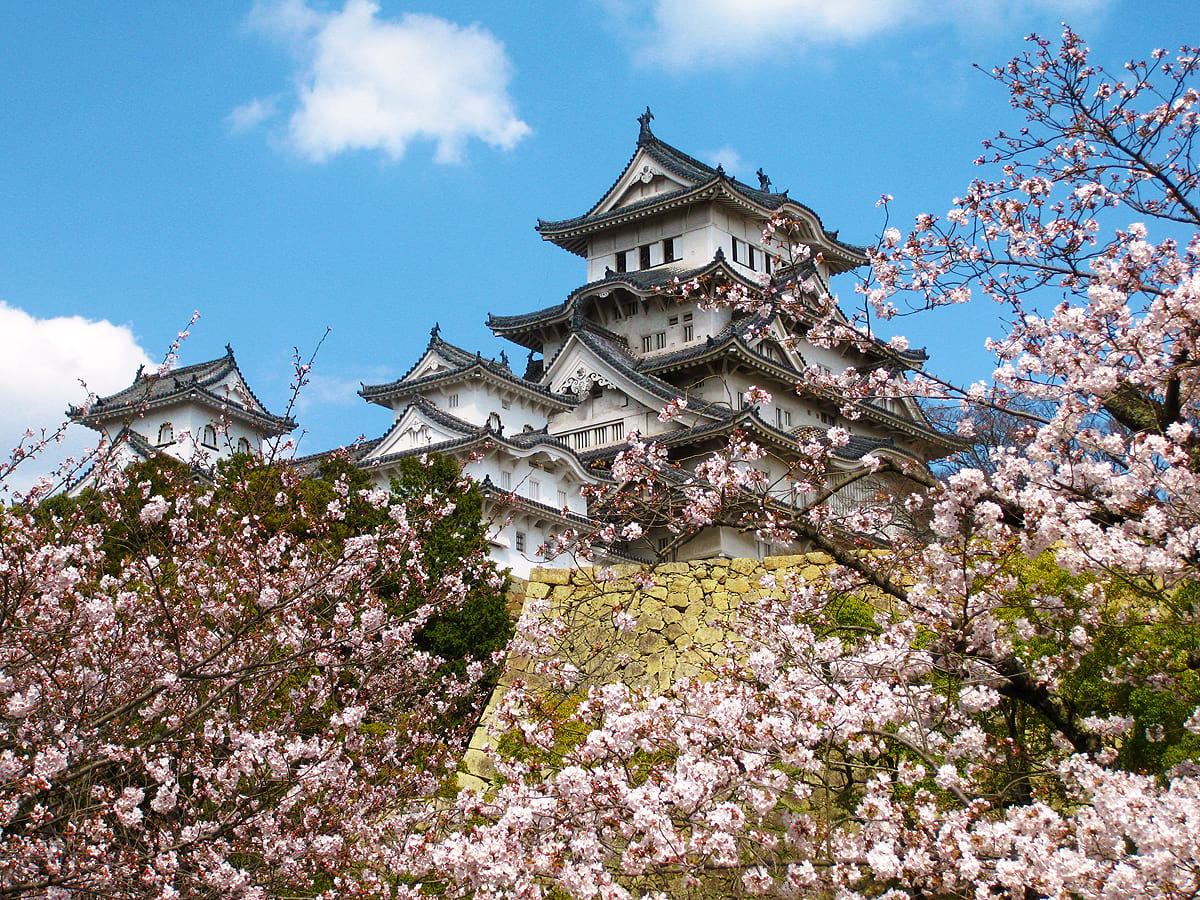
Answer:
[591,148,695,218]
[543,335,715,428]
[364,403,471,461]
[207,369,266,415]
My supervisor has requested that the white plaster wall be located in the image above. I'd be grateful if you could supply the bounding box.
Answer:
[410,382,550,435]
[592,297,730,356]
[127,404,267,465]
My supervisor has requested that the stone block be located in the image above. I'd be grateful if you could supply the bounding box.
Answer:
[726,577,751,593]
[688,585,705,603]
[800,565,825,581]
[730,557,757,575]
[637,631,662,654]
[663,622,686,643]
[661,606,681,625]
[524,582,550,599]
[638,596,663,616]
[608,564,646,579]
[806,551,834,565]
[657,562,691,575]
[533,567,572,585]
[666,591,691,610]
[700,578,718,591]
[694,625,725,646]
[640,612,664,632]
[763,554,807,571]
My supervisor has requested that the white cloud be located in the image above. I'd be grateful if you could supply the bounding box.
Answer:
[619,0,1111,69]
[226,95,281,133]
[0,302,151,493]
[239,0,531,163]
[705,146,745,175]
[294,371,379,412]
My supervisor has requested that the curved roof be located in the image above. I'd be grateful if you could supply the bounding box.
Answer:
[360,330,574,409]
[70,347,295,436]
[535,115,867,272]
[487,255,769,346]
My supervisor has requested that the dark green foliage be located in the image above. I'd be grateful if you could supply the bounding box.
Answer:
[44,450,513,680]
[385,455,513,672]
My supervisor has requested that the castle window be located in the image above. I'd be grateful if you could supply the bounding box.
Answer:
[201,425,217,449]
[668,315,678,327]
[156,422,174,446]
[623,300,637,317]
[683,313,694,342]
[776,408,792,428]
[501,471,511,490]
[747,246,757,271]
[639,244,652,269]
[530,479,541,500]
[448,393,460,408]
[515,531,526,553]
[820,412,837,426]
[663,236,678,263]
[616,250,627,274]
[641,331,665,353]
[237,437,252,454]
[732,238,741,264]
[557,489,567,509]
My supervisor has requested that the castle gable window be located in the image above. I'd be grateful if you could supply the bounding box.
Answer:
[202,425,218,448]
[156,422,174,446]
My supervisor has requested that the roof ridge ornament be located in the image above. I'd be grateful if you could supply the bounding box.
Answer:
[756,168,771,191]
[637,106,654,143]
[430,322,441,340]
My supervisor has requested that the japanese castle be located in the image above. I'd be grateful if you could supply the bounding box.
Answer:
[74,111,954,577]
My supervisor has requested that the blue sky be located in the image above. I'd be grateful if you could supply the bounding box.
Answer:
[0,0,1192,484]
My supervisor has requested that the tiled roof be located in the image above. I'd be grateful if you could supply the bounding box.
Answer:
[487,256,766,340]
[359,338,575,409]
[288,437,385,477]
[565,327,729,419]
[536,118,867,264]
[358,399,594,472]
[70,347,295,435]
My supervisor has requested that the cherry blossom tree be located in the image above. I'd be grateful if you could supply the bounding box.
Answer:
[1,446,506,898]
[415,29,1200,899]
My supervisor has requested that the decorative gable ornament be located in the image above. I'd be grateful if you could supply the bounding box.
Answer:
[559,366,616,397]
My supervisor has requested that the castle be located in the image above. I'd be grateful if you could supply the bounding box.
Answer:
[74,112,953,577]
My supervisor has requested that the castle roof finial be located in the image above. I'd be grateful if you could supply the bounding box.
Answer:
[430,322,440,340]
[756,168,771,191]
[637,106,655,142]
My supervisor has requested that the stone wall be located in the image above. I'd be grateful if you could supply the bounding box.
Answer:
[461,553,835,784]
